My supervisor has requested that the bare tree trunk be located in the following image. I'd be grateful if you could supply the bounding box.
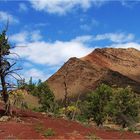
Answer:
[0,75,11,115]
[0,29,20,116]
[63,79,68,108]
[63,63,69,108]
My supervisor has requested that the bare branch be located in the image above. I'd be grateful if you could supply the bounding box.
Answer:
[2,62,16,74]
[9,52,20,58]
[5,19,9,32]
[5,68,22,76]
[6,72,22,80]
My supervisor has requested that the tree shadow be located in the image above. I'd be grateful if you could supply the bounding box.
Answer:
[0,109,5,116]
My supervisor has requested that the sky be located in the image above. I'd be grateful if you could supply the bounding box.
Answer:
[0,0,140,82]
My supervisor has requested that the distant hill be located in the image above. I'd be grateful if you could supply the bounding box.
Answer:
[47,48,140,100]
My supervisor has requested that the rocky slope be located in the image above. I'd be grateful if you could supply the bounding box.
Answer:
[47,48,140,100]
[0,103,140,139]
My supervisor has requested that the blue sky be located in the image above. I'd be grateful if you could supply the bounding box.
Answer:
[0,0,140,82]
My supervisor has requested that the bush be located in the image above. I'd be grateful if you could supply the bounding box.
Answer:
[10,90,28,109]
[35,124,55,137]
[22,79,60,114]
[83,84,140,127]
[85,84,112,126]
[59,105,80,119]
[75,114,88,123]
[105,86,140,128]
[35,82,56,113]
[43,128,55,137]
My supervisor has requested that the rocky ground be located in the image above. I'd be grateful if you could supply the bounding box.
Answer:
[0,106,140,139]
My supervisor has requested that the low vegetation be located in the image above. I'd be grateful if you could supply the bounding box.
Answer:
[87,132,100,140]
[23,79,140,129]
[20,77,58,113]
[43,128,55,137]
[2,73,139,131]
[81,84,140,128]
[35,123,55,138]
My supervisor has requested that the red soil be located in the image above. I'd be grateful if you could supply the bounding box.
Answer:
[0,109,140,139]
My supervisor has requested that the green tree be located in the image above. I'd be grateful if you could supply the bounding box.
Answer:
[29,77,33,85]
[27,77,36,91]
[37,79,42,86]
[36,82,55,112]
[105,86,140,128]
[86,84,112,126]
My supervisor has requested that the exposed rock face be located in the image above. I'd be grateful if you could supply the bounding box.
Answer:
[82,48,140,82]
[47,48,140,100]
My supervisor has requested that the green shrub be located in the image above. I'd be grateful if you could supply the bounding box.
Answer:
[105,86,140,128]
[59,104,80,119]
[35,124,44,132]
[85,84,112,126]
[43,128,55,137]
[30,81,56,113]
[82,84,140,128]
[35,124,55,137]
[75,114,88,123]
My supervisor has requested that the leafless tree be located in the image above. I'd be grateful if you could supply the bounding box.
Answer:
[0,26,22,115]
[63,62,69,108]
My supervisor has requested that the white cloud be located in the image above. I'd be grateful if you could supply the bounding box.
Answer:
[12,40,93,66]
[73,33,134,43]
[109,42,140,50]
[10,32,135,67]
[10,30,42,44]
[0,11,19,24]
[30,30,42,41]
[10,30,139,81]
[29,0,106,15]
[72,35,93,43]
[10,31,28,44]
[15,41,140,81]
[95,33,134,43]
[19,3,28,12]
[23,68,48,81]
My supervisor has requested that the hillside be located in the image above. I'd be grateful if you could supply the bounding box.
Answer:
[47,48,140,100]
[0,103,140,139]
[82,48,140,82]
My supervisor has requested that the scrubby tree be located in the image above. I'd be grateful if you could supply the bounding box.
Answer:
[33,82,55,112]
[21,77,36,92]
[21,78,57,113]
[83,84,140,127]
[37,79,42,85]
[86,84,112,126]
[17,78,25,88]
[105,86,140,128]
[0,28,21,115]
[27,77,36,91]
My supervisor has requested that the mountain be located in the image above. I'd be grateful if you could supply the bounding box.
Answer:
[47,48,140,100]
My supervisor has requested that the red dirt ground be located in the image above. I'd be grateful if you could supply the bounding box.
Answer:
[0,108,140,139]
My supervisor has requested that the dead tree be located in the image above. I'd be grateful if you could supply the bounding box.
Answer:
[0,28,22,115]
[63,62,69,108]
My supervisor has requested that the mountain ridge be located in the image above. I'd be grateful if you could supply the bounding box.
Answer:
[47,48,140,100]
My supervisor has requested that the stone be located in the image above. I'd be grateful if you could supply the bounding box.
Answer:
[0,116,11,122]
